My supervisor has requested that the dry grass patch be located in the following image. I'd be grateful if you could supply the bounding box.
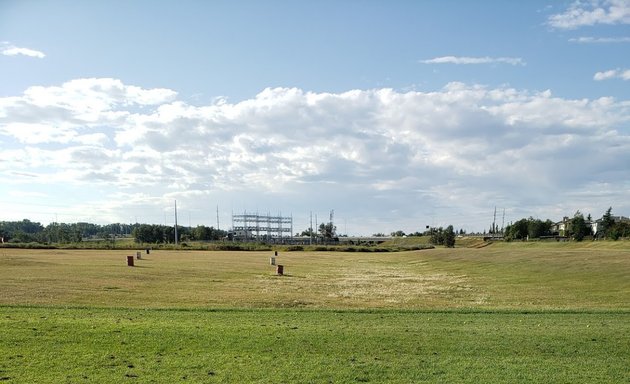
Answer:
[326,267,469,304]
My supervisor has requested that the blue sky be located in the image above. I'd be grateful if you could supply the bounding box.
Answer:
[1,0,629,235]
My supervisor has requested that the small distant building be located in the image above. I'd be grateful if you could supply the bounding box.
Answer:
[552,216,571,237]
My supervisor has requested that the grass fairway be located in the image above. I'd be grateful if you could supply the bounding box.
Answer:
[2,307,629,383]
[1,242,630,382]
[0,244,629,310]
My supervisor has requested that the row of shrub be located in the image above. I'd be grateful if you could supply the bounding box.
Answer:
[0,240,136,250]
[0,242,57,249]
[0,241,434,252]
[282,244,434,252]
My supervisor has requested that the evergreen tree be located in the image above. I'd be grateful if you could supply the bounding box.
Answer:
[601,207,615,239]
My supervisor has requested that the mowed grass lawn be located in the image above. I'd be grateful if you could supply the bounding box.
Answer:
[1,242,630,382]
[2,307,629,383]
[1,243,629,309]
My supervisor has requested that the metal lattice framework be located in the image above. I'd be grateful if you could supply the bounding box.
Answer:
[231,212,293,242]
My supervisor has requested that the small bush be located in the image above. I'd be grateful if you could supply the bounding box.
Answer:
[0,242,56,249]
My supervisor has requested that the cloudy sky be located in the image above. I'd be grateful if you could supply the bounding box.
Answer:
[1,0,629,235]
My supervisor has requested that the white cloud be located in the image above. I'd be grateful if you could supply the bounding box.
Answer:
[1,79,629,233]
[594,68,630,80]
[0,78,177,144]
[22,78,176,112]
[420,56,525,66]
[569,36,630,43]
[549,0,630,29]
[0,42,46,58]
[1,122,76,144]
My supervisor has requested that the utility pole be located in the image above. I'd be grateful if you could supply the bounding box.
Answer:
[216,205,220,230]
[309,211,313,245]
[174,200,178,245]
[329,209,335,237]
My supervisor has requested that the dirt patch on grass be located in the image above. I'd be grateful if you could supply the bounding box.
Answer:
[327,267,471,304]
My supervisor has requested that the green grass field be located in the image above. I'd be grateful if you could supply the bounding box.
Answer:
[1,241,629,382]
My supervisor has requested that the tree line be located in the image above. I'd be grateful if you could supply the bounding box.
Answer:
[2,207,628,246]
[131,224,227,243]
[298,222,338,240]
[0,219,226,245]
[426,225,456,247]
[0,220,137,244]
[504,207,630,241]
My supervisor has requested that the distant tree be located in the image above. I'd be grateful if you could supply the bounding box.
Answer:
[191,225,226,241]
[192,225,211,241]
[0,219,45,242]
[132,224,170,243]
[505,217,553,241]
[429,227,444,245]
[444,225,456,248]
[299,228,316,237]
[132,225,154,243]
[372,233,386,237]
[610,221,630,240]
[177,226,191,243]
[319,222,336,239]
[527,218,553,239]
[164,226,176,243]
[10,230,38,243]
[542,219,554,237]
[505,218,528,240]
[75,222,100,238]
[600,207,615,239]
[18,219,44,234]
[391,230,405,237]
[153,225,166,243]
[569,211,590,241]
